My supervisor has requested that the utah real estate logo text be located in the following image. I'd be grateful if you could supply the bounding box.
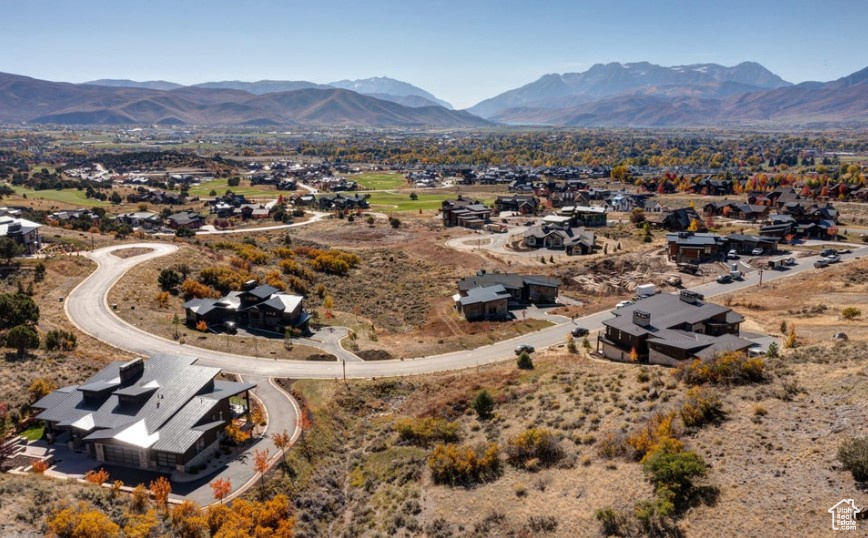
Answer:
[828,499,861,531]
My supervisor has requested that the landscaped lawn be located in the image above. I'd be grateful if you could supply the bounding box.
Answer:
[9,185,108,207]
[352,172,408,190]
[366,191,450,211]
[20,423,44,442]
[367,191,494,212]
[187,178,278,198]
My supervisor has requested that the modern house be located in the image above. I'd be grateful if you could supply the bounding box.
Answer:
[725,234,778,255]
[661,207,703,232]
[0,216,41,254]
[665,232,726,263]
[524,223,595,255]
[166,211,205,230]
[183,282,309,333]
[456,272,561,315]
[441,197,492,228]
[559,205,608,227]
[453,284,511,321]
[598,290,750,366]
[494,195,538,215]
[116,211,162,230]
[32,354,256,472]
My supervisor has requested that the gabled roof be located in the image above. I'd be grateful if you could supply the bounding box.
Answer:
[243,284,278,300]
[257,293,303,313]
[458,285,510,306]
[34,353,256,455]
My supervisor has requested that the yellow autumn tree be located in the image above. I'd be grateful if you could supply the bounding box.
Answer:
[47,501,120,538]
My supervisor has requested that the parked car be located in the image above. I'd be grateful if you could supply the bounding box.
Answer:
[221,321,237,334]
[820,248,837,257]
[814,259,830,268]
[751,248,765,256]
[615,300,633,309]
[784,257,797,266]
[716,274,733,284]
[838,249,852,255]
[571,327,589,338]
[825,253,841,263]
[514,344,535,355]
[727,250,739,259]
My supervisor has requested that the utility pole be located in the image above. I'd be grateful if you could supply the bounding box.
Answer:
[342,359,346,384]
[758,268,763,287]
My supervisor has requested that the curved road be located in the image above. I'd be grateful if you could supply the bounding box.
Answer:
[66,242,868,380]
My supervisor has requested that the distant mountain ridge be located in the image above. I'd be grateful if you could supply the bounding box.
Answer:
[85,76,453,109]
[0,72,490,128]
[329,77,452,109]
[468,61,792,118]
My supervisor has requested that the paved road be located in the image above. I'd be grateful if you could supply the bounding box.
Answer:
[66,242,868,380]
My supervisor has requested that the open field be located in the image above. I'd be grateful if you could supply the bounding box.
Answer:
[352,171,408,190]
[366,191,454,211]
[8,185,108,207]
[186,177,280,198]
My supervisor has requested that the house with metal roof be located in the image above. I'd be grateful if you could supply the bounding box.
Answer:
[665,232,727,263]
[597,290,748,366]
[524,223,596,255]
[453,284,511,321]
[441,196,492,229]
[183,281,309,333]
[32,353,255,472]
[456,272,561,312]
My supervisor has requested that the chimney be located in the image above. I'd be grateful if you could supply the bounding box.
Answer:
[633,310,651,327]
[242,279,257,291]
[679,290,704,304]
[119,358,145,385]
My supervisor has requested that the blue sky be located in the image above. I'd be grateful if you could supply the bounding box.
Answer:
[1,0,865,108]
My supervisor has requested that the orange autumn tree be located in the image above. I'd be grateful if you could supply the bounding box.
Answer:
[210,478,232,504]
[254,448,270,495]
[271,429,292,476]
[195,320,208,332]
[31,460,50,474]
[149,476,172,510]
[84,468,109,485]
[47,501,121,538]
[123,509,159,538]
[209,494,295,537]
[169,500,208,538]
[225,418,251,444]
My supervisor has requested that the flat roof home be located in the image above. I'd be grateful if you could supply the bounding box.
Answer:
[32,354,255,472]
[598,290,749,366]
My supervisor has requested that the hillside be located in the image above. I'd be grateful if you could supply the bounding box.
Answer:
[330,76,453,109]
[0,72,490,128]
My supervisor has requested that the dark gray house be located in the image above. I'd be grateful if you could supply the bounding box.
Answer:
[598,291,749,366]
[457,272,561,308]
[183,282,309,333]
[32,354,255,472]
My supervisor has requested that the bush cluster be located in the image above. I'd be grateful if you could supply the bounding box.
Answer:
[676,352,765,385]
[394,417,460,446]
[428,442,500,486]
[506,428,563,467]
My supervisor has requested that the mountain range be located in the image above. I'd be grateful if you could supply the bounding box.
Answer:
[0,73,488,128]
[85,76,452,109]
[0,62,865,127]
[470,62,867,126]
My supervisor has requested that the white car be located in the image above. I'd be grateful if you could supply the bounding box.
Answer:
[727,250,739,259]
[615,300,633,309]
[751,248,765,256]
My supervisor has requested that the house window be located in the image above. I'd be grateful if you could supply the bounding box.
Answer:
[156,452,175,467]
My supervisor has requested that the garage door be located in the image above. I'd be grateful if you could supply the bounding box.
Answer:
[102,444,140,467]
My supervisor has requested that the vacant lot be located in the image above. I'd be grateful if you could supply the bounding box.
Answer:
[186,177,280,198]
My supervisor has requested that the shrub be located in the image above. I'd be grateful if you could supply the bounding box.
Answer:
[5,324,39,354]
[157,269,181,291]
[428,442,500,486]
[676,352,765,386]
[198,267,247,293]
[394,417,460,446]
[679,388,725,428]
[471,389,495,420]
[180,279,219,299]
[841,307,861,320]
[195,321,208,332]
[516,351,533,370]
[837,436,868,482]
[626,412,682,462]
[642,448,707,503]
[528,515,558,533]
[596,432,628,459]
[595,508,630,537]
[44,329,77,351]
[506,428,563,467]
